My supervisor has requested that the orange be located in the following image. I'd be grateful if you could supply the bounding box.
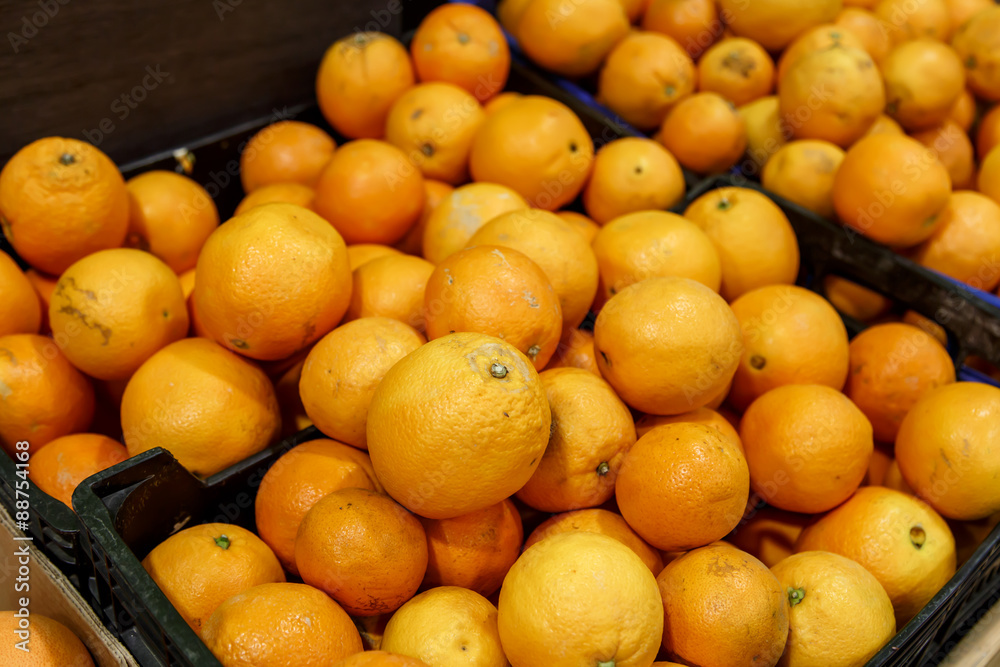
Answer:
[728,285,850,411]
[516,0,630,77]
[912,121,976,190]
[779,45,885,148]
[882,40,966,131]
[656,543,789,667]
[295,488,428,615]
[977,104,1000,160]
[142,523,285,635]
[422,182,528,264]
[683,187,800,301]
[381,587,507,667]
[582,138,686,224]
[555,210,600,243]
[384,82,486,185]
[896,382,1000,520]
[300,318,425,449]
[771,552,896,666]
[948,88,977,131]
[796,486,956,626]
[865,113,906,136]
[0,612,94,666]
[726,502,811,567]
[420,498,522,596]
[395,179,453,256]
[423,245,563,369]
[659,92,747,174]
[345,255,435,331]
[740,384,874,513]
[616,422,749,551]
[316,32,415,139]
[911,191,1000,290]
[499,0,532,32]
[482,91,522,116]
[121,337,280,477]
[333,653,430,667]
[719,0,842,50]
[202,583,363,665]
[823,276,891,322]
[49,248,188,380]
[273,359,312,438]
[239,120,336,192]
[634,407,742,451]
[0,251,41,335]
[0,334,95,454]
[517,368,635,512]
[367,332,550,519]
[544,327,600,375]
[595,277,742,414]
[641,0,722,59]
[347,243,403,271]
[468,96,594,210]
[761,140,845,219]
[867,440,896,486]
[524,508,663,574]
[29,433,127,508]
[833,133,952,247]
[254,438,381,573]
[314,139,425,245]
[777,23,869,83]
[697,38,775,106]
[980,145,1000,205]
[0,137,128,275]
[24,267,58,317]
[596,32,697,132]
[410,3,510,102]
[193,203,351,360]
[875,0,952,45]
[902,309,949,345]
[234,182,315,215]
[739,96,792,170]
[947,0,993,27]
[836,7,893,63]
[498,532,664,667]
[467,208,599,329]
[592,210,722,305]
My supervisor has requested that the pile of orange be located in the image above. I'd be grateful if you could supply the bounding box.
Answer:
[2,2,1000,667]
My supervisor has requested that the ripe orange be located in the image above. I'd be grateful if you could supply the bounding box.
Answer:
[910,191,1000,290]
[316,32,415,139]
[865,113,906,137]
[254,438,381,574]
[641,0,722,59]
[980,145,1000,205]
[366,332,550,519]
[659,92,747,174]
[395,179,453,256]
[697,38,775,107]
[516,0,630,77]
[946,0,994,28]
[524,508,663,574]
[29,433,127,508]
[421,182,528,264]
[193,203,351,360]
[469,96,594,210]
[726,502,810,567]
[836,7,893,63]
[295,488,428,615]
[142,523,285,635]
[410,3,510,102]
[776,23,869,83]
[347,243,403,271]
[947,88,977,131]
[333,652,430,667]
[0,251,41,336]
[0,612,94,666]
[582,138,686,224]
[544,327,600,375]
[483,91,522,116]
[202,583,363,665]
[761,140,846,219]
[239,120,336,192]
[616,422,750,551]
[24,267,58,324]
[719,0,841,50]
[634,407,742,451]
[0,137,128,275]
[977,104,1000,160]
[911,121,976,190]
[556,211,600,243]
[875,0,952,44]
[121,337,280,477]
[902,310,949,345]
[596,32,697,131]
[882,40,966,131]
[345,255,435,331]
[234,182,315,216]
[739,96,791,171]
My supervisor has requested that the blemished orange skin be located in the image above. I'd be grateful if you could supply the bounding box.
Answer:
[469,96,594,211]
[779,45,885,148]
[345,255,435,331]
[656,543,789,667]
[642,0,722,59]
[395,180,452,256]
[835,7,893,64]
[202,583,363,665]
[946,89,976,132]
[728,285,850,412]
[823,275,891,322]
[121,337,281,477]
[583,138,686,224]
[556,210,600,244]
[29,433,127,508]
[384,83,486,185]
[876,0,952,45]
[422,182,528,264]
[346,243,403,271]
[333,651,431,667]
[616,422,750,551]
[254,438,381,574]
[980,146,1000,205]
[234,182,315,216]
[977,104,1000,160]
[517,0,630,78]
[659,93,747,174]
[316,32,415,139]
[49,248,189,381]
[410,3,510,102]
[596,32,697,132]
[142,523,285,636]
[524,508,664,574]
[300,318,425,449]
[467,208,599,330]
[0,137,128,275]
[0,612,94,666]
[896,382,1000,521]
[911,191,1000,290]
[719,0,841,50]
[833,134,952,248]
[725,502,810,567]
[239,121,336,193]
[776,24,868,83]
[420,498,523,597]
[761,139,846,220]
[882,40,966,131]
[796,486,956,627]
[423,245,563,370]
[543,328,600,375]
[635,407,742,453]
[295,488,428,616]
[194,203,352,360]
[697,38,775,107]
[912,121,976,190]
[0,251,41,336]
